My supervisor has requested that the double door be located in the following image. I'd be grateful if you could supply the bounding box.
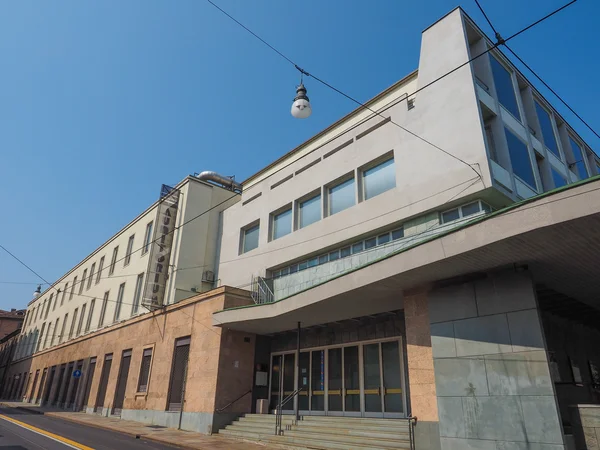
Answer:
[269,338,406,418]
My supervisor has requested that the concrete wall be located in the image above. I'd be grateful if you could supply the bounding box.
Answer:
[429,270,565,449]
[218,9,493,293]
[3,288,256,434]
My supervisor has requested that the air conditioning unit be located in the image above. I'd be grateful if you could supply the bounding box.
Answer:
[202,271,215,283]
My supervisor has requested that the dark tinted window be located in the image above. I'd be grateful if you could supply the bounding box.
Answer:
[505,128,535,188]
[490,56,520,120]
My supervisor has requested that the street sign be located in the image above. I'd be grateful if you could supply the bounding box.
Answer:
[73,370,82,378]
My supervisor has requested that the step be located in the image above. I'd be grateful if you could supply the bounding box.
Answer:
[299,416,410,426]
[299,419,409,432]
[284,430,409,448]
[218,432,313,450]
[225,422,280,433]
[260,434,411,450]
[290,424,410,440]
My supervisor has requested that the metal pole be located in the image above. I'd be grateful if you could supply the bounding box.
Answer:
[295,321,300,422]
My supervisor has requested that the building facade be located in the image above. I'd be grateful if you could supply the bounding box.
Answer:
[2,7,600,450]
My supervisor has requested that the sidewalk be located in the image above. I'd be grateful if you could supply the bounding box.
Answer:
[0,401,273,449]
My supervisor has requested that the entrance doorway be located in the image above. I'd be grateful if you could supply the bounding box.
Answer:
[269,338,406,418]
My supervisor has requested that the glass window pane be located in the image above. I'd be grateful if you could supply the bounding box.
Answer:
[340,246,351,258]
[551,168,567,188]
[490,55,521,120]
[569,137,588,179]
[289,264,299,274]
[308,257,319,268]
[318,255,328,265]
[272,208,292,240]
[281,267,290,276]
[365,238,377,249]
[461,202,481,217]
[377,233,390,245]
[328,251,339,261]
[391,228,404,240]
[534,102,559,157]
[442,208,460,223]
[299,261,308,271]
[242,224,260,253]
[299,194,321,229]
[505,128,535,188]
[363,158,396,200]
[352,242,363,254]
[329,178,355,215]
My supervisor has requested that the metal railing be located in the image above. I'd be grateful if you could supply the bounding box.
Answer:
[251,275,274,304]
[274,388,303,436]
[407,416,417,450]
[215,389,252,413]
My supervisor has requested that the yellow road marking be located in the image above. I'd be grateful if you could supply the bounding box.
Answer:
[0,413,94,450]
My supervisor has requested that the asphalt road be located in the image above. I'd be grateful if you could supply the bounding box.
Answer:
[0,406,178,450]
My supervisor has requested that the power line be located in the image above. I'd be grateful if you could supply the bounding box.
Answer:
[474,0,499,37]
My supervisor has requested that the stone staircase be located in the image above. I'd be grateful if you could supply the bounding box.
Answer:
[219,414,412,450]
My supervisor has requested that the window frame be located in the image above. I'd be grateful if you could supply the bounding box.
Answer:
[79,269,87,294]
[98,291,109,327]
[69,308,78,340]
[504,126,537,190]
[85,299,95,333]
[87,263,96,290]
[76,304,87,336]
[568,135,588,179]
[270,205,293,241]
[240,221,260,254]
[70,277,77,300]
[142,221,153,255]
[124,234,135,267]
[296,190,322,230]
[326,173,356,217]
[131,273,144,315]
[136,346,155,394]
[109,246,119,275]
[114,283,126,322]
[489,53,522,122]
[61,285,68,306]
[360,153,396,202]
[533,99,560,159]
[96,256,105,284]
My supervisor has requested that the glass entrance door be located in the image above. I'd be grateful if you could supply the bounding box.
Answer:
[269,353,296,413]
[269,338,406,418]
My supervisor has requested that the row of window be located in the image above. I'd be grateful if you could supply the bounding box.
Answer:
[24,221,154,331]
[486,52,597,190]
[23,273,146,357]
[241,155,397,254]
[271,199,490,280]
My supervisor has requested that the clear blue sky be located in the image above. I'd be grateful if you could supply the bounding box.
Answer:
[1,0,597,310]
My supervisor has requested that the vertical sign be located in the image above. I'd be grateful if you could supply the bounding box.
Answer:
[142,185,180,310]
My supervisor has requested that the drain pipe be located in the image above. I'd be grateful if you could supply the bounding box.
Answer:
[295,322,301,423]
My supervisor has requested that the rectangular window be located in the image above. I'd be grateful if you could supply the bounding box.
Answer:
[79,269,87,294]
[60,314,68,343]
[289,264,299,274]
[124,235,135,266]
[352,242,363,254]
[52,318,60,346]
[271,207,292,240]
[505,127,536,188]
[551,168,567,188]
[137,348,153,393]
[298,261,308,271]
[143,221,153,255]
[131,273,144,315]
[109,246,119,275]
[364,237,377,249]
[308,257,319,268]
[490,55,521,120]
[45,295,53,319]
[77,304,86,336]
[461,202,481,217]
[69,309,78,339]
[363,157,396,200]
[328,251,340,261]
[318,255,328,265]
[569,137,588,179]
[85,299,95,333]
[377,233,390,245]
[442,208,460,223]
[61,285,67,306]
[87,263,96,290]
[96,257,104,284]
[340,246,351,258]
[298,193,321,229]
[534,101,559,157]
[241,223,260,254]
[114,283,126,322]
[167,337,191,411]
[70,277,77,300]
[98,291,109,327]
[328,177,355,216]
[391,228,404,240]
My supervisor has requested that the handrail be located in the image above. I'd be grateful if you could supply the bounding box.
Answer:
[215,389,252,413]
[407,416,418,450]
[274,387,303,436]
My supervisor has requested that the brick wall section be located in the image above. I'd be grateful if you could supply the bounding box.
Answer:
[4,287,255,416]
[404,290,439,422]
